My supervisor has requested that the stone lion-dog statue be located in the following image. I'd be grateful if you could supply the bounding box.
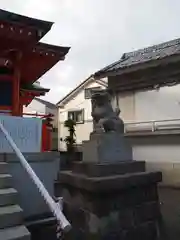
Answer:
[91,90,124,134]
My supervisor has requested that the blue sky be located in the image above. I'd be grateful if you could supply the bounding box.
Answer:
[1,0,180,103]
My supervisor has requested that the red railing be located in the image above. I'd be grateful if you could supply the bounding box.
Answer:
[23,112,54,152]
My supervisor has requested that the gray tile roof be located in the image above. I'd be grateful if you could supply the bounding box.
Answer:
[95,38,180,76]
[35,98,57,109]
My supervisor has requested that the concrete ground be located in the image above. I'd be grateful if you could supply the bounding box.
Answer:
[159,187,180,240]
[28,222,57,240]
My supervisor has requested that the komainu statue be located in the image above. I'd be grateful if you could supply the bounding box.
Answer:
[91,90,124,134]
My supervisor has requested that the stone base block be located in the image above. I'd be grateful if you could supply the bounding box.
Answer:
[82,132,132,163]
[59,170,161,192]
[59,169,162,239]
[72,161,145,177]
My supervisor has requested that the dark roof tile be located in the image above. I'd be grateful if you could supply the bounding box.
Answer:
[0,9,53,33]
[95,38,180,76]
[35,97,57,109]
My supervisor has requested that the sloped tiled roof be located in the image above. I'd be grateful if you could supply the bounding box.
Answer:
[21,82,49,92]
[35,97,57,109]
[0,8,53,36]
[95,38,180,77]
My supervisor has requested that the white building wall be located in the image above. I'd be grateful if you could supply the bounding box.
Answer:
[58,81,106,151]
[58,79,180,151]
[134,85,180,121]
[23,99,58,128]
[23,100,46,115]
[117,92,135,123]
[116,85,180,187]
[45,106,58,128]
[116,85,180,122]
[127,134,180,186]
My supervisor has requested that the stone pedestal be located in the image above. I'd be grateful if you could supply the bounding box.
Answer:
[82,132,132,163]
[59,161,162,239]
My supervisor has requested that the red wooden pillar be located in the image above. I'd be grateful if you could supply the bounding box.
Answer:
[41,121,47,151]
[12,52,22,116]
[46,126,52,151]
[19,103,23,116]
[41,121,52,152]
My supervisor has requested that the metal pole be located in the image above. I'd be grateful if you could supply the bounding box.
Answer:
[0,121,71,232]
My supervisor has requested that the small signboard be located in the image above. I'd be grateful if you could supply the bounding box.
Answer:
[0,115,42,153]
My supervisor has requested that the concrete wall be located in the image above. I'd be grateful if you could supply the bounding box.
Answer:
[126,134,180,187]
[2,152,60,219]
[158,187,180,240]
[0,115,42,153]
[128,133,180,240]
[58,81,106,151]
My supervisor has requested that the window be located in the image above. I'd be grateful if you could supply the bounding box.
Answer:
[68,110,84,123]
[84,87,101,99]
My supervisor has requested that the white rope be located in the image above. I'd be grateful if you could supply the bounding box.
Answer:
[0,121,71,232]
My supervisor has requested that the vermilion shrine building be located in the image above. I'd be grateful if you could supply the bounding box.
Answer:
[0,9,69,116]
[0,10,71,237]
[0,9,69,151]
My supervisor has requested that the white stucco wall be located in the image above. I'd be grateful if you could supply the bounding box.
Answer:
[23,99,58,128]
[112,92,135,123]
[58,80,106,151]
[23,99,46,115]
[115,85,180,122]
[116,85,180,187]
[134,85,180,121]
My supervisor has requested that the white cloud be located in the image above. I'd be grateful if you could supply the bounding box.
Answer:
[1,0,180,103]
